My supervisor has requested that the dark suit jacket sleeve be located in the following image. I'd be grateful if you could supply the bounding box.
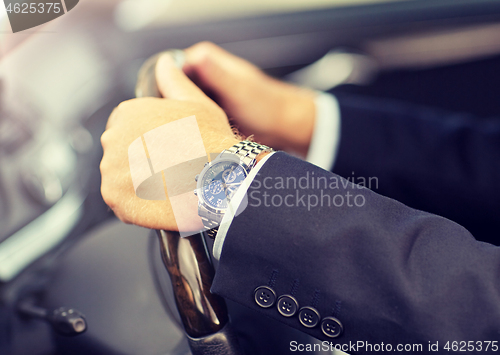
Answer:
[211,152,500,351]
[332,93,500,242]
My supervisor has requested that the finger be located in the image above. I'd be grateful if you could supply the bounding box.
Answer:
[183,42,263,94]
[184,41,258,75]
[155,53,211,103]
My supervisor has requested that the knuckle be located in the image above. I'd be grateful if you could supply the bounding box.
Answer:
[195,41,217,53]
[99,156,108,174]
[106,99,138,129]
[114,99,136,115]
[100,130,110,147]
[99,175,112,200]
[192,41,219,64]
[99,169,117,208]
[100,188,113,210]
[116,100,131,110]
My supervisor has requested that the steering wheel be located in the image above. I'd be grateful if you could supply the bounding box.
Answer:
[135,51,243,355]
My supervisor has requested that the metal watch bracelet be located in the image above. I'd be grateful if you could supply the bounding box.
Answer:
[202,140,273,239]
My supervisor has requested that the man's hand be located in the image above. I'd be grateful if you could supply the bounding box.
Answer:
[100,54,240,231]
[183,42,317,156]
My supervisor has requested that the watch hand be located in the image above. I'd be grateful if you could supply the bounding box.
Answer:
[223,167,237,182]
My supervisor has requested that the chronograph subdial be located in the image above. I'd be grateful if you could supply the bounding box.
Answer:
[203,180,227,209]
[207,180,224,195]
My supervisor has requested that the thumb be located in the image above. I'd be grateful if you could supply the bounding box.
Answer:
[155,53,211,103]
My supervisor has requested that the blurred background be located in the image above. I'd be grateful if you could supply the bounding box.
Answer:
[1,0,500,354]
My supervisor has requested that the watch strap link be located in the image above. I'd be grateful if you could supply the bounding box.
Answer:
[204,227,219,239]
[200,208,223,228]
[223,140,272,171]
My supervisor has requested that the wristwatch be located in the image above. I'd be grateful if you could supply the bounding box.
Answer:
[194,140,272,239]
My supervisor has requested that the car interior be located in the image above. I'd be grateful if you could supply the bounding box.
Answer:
[1,0,500,354]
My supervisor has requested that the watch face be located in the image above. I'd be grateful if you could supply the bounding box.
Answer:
[199,160,247,211]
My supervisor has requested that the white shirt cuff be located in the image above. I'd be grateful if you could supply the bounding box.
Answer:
[306,92,341,171]
[212,152,276,260]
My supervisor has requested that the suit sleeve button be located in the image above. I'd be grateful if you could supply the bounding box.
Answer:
[254,286,276,308]
[298,306,320,328]
[321,316,343,338]
[277,295,299,317]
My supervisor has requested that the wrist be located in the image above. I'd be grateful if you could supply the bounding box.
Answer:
[201,130,241,158]
[212,136,241,157]
[255,151,271,163]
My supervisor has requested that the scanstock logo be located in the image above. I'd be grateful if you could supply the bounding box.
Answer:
[4,0,78,33]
